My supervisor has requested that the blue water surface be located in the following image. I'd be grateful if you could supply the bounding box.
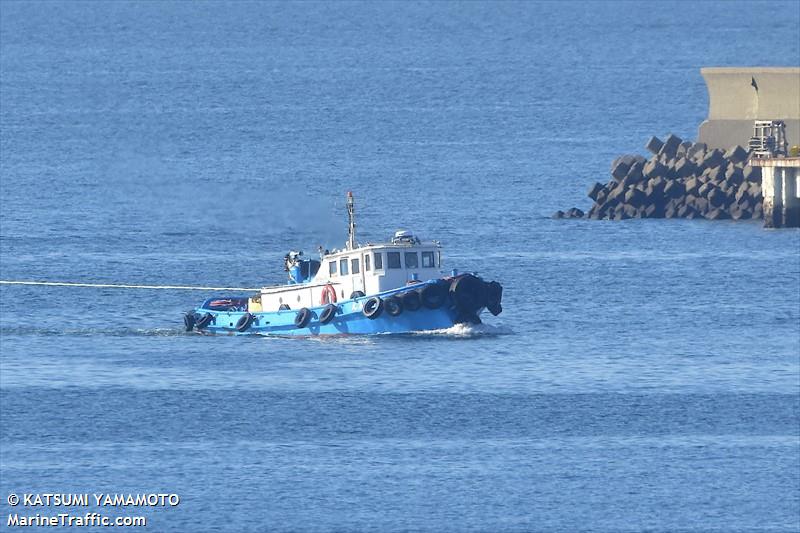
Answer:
[1,1,799,531]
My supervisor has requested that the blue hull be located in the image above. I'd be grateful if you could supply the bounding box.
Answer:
[195,300,466,336]
[185,277,501,336]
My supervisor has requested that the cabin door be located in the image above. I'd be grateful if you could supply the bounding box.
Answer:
[353,254,366,295]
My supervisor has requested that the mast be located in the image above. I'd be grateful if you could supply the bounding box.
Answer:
[347,191,356,250]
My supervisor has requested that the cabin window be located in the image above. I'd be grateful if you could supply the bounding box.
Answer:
[374,252,383,270]
[387,251,401,269]
[404,252,418,268]
[340,258,349,275]
[351,258,360,274]
[365,254,371,271]
[329,261,337,276]
[422,251,435,268]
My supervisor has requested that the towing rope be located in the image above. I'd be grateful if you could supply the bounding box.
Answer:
[0,280,261,291]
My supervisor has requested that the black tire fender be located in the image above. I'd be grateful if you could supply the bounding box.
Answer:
[319,303,338,325]
[450,275,488,313]
[362,296,384,319]
[385,296,403,317]
[183,313,196,331]
[419,282,448,309]
[486,281,503,316]
[236,313,255,332]
[294,307,312,328]
[195,313,213,329]
[401,290,421,311]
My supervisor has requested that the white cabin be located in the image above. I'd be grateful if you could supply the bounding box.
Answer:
[256,231,443,312]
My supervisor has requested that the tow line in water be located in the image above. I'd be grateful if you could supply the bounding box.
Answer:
[0,280,260,291]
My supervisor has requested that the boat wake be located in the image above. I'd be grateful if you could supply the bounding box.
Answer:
[0,326,188,338]
[409,322,513,338]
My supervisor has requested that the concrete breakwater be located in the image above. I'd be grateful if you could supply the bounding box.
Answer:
[554,133,763,221]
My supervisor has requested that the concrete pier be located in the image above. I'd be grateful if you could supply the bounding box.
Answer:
[751,158,800,228]
[698,67,800,150]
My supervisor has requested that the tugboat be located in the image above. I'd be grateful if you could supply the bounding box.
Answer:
[183,193,503,336]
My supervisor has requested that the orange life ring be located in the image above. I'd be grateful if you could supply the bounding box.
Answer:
[320,283,337,305]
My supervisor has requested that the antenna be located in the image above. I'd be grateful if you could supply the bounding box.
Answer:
[347,191,356,250]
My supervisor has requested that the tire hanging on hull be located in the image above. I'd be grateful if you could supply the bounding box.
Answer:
[236,313,255,332]
[195,313,213,329]
[319,304,338,325]
[363,297,384,319]
[419,282,448,309]
[294,307,312,328]
[384,296,403,317]
[401,290,421,311]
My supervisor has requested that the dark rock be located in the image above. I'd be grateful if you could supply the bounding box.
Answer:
[623,205,638,219]
[735,187,751,203]
[706,208,730,220]
[702,149,725,169]
[673,157,697,179]
[664,179,685,198]
[677,205,698,218]
[624,161,645,184]
[588,182,604,201]
[708,187,726,208]
[698,182,714,197]
[645,136,664,154]
[566,207,585,218]
[738,198,753,213]
[611,159,631,180]
[685,177,700,195]
[552,210,565,219]
[677,141,693,157]
[731,207,751,220]
[645,176,666,198]
[659,133,683,158]
[708,166,726,184]
[725,145,749,164]
[725,166,744,186]
[753,203,763,218]
[687,142,707,160]
[643,204,663,218]
[743,165,762,183]
[643,159,667,180]
[625,188,646,208]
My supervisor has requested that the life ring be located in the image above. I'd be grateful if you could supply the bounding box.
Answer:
[321,284,337,305]
[195,313,214,329]
[183,313,196,331]
[401,291,421,311]
[236,313,254,332]
[362,297,383,319]
[319,304,338,324]
[385,296,403,317]
[294,307,312,328]
[419,282,448,309]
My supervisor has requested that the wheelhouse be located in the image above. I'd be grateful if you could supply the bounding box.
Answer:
[257,231,442,312]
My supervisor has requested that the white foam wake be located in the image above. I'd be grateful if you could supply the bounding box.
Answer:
[411,322,513,337]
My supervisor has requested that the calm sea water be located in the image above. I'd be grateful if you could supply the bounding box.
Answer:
[1,2,799,531]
